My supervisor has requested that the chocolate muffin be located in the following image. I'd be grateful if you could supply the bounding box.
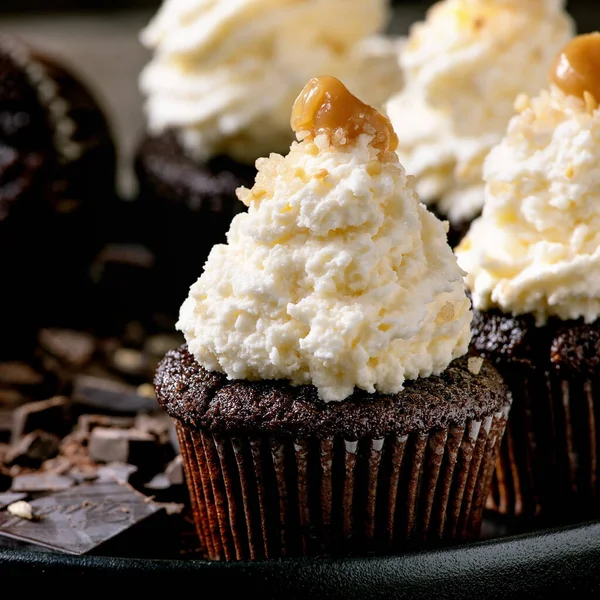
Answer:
[136,0,403,318]
[134,133,254,318]
[469,310,600,519]
[456,34,600,521]
[156,346,509,560]
[0,36,116,357]
[154,77,511,560]
[384,0,574,248]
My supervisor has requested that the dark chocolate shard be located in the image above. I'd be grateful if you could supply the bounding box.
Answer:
[5,430,61,467]
[72,374,159,414]
[96,462,138,484]
[0,363,44,388]
[0,411,13,443]
[145,472,169,490]
[165,455,183,485]
[0,389,26,408]
[156,501,185,516]
[75,414,135,436]
[11,473,74,493]
[0,362,58,402]
[143,456,185,503]
[144,334,183,359]
[122,321,147,348]
[92,243,155,276]
[88,426,154,464]
[110,348,153,379]
[41,455,73,476]
[0,492,26,510]
[10,396,71,443]
[168,420,180,454]
[0,391,28,443]
[0,480,162,555]
[68,468,98,484]
[134,412,171,444]
[38,329,96,369]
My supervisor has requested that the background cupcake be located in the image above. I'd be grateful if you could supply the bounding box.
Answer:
[136,0,404,320]
[155,76,511,561]
[0,35,116,358]
[385,0,574,247]
[456,33,600,521]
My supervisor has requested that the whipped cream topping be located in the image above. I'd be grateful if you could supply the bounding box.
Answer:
[140,0,403,164]
[178,78,471,402]
[457,85,600,325]
[385,0,574,224]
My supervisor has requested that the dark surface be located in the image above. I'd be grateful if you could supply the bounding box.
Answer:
[0,519,599,599]
[156,346,509,438]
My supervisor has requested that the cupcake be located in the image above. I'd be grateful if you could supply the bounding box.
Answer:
[385,0,574,247]
[0,36,116,358]
[154,76,511,561]
[456,33,600,520]
[136,0,403,319]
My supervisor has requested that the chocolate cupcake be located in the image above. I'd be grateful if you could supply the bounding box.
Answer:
[136,0,403,318]
[384,0,574,247]
[456,33,600,521]
[155,76,511,561]
[0,36,116,357]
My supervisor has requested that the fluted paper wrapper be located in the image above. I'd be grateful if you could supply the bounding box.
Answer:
[487,368,600,520]
[175,407,509,561]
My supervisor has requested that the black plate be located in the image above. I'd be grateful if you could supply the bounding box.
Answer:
[2,519,600,597]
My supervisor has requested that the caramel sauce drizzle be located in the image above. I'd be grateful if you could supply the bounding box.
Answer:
[551,33,600,103]
[291,76,398,161]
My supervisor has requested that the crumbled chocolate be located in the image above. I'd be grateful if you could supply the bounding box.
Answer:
[38,329,96,369]
[0,363,44,388]
[4,430,61,467]
[10,396,71,443]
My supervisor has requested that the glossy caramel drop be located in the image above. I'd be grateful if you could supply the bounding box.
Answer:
[291,76,398,160]
[551,33,600,102]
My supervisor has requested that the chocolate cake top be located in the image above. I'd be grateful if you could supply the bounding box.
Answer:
[135,132,255,212]
[155,345,509,439]
[471,307,600,376]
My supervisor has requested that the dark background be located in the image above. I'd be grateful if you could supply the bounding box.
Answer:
[1,0,592,199]
[0,1,597,33]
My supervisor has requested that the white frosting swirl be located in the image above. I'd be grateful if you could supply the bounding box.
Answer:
[385,0,574,224]
[178,130,471,401]
[140,0,403,164]
[457,86,600,325]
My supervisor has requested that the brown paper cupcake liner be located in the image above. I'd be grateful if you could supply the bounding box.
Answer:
[175,405,509,561]
[487,367,600,520]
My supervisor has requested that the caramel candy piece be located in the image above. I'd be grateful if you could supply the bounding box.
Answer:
[551,33,600,102]
[291,76,398,160]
